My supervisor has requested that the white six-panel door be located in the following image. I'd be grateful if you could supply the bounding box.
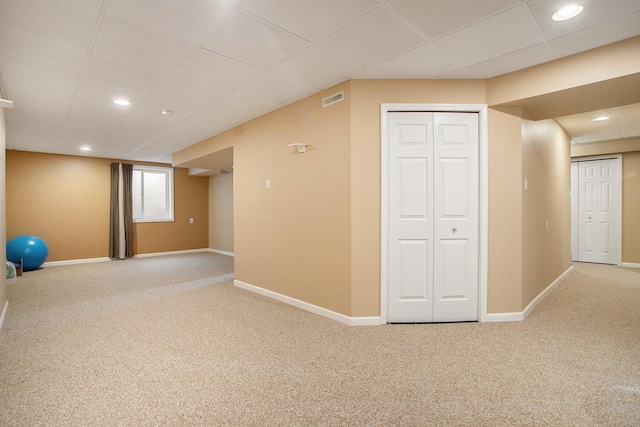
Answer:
[577,159,620,264]
[387,112,479,323]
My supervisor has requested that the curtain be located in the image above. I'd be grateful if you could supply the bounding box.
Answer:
[109,163,134,259]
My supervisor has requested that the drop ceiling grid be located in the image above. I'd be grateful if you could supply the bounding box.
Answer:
[0,0,639,162]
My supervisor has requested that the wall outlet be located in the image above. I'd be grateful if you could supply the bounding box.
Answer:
[266,179,271,189]
[545,220,549,232]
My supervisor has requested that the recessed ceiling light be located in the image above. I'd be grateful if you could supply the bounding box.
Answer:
[593,116,610,122]
[552,4,584,21]
[80,146,92,151]
[113,98,131,106]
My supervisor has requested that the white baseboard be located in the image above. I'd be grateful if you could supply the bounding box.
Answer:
[43,257,111,267]
[0,300,8,333]
[522,265,574,319]
[234,279,381,326]
[208,249,234,257]
[43,248,215,267]
[135,248,210,258]
[621,262,640,268]
[485,312,524,322]
[485,265,574,322]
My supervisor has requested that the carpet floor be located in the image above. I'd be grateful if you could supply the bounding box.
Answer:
[0,254,638,426]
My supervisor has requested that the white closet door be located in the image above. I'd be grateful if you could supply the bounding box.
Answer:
[387,111,479,323]
[387,112,435,323]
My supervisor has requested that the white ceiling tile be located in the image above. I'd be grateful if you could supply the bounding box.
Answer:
[200,11,309,70]
[547,11,640,58]
[8,131,59,147]
[106,0,240,45]
[93,18,194,73]
[119,108,185,136]
[63,98,131,137]
[209,92,280,121]
[318,7,426,68]
[0,61,77,94]
[5,85,71,132]
[616,103,640,138]
[384,0,521,39]
[237,73,316,104]
[434,5,545,67]
[77,55,168,105]
[176,49,263,90]
[466,43,555,79]
[9,136,61,153]
[368,43,460,79]
[242,0,379,42]
[143,75,229,111]
[106,129,159,147]
[59,0,104,13]
[348,69,381,79]
[528,0,640,40]
[270,44,363,88]
[436,69,475,79]
[0,0,99,50]
[0,29,86,76]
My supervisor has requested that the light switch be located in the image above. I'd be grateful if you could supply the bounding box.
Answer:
[524,178,528,191]
[190,218,194,224]
[266,179,271,189]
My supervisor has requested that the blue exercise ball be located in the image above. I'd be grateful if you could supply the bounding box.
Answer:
[6,235,49,271]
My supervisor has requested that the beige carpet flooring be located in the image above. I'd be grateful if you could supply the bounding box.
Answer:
[0,254,639,426]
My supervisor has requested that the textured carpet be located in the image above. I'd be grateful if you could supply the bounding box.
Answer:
[1,255,639,426]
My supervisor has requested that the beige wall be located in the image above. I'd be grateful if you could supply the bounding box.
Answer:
[487,108,523,313]
[622,152,640,263]
[6,151,208,261]
[179,84,353,315]
[209,173,234,253]
[570,140,640,264]
[521,119,573,308]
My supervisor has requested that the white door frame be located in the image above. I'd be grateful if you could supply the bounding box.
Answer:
[571,154,622,265]
[380,104,489,324]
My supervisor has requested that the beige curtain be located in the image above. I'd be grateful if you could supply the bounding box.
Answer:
[109,163,134,259]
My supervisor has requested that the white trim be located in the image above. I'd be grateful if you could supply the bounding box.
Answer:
[43,249,213,266]
[485,312,524,322]
[380,104,489,324]
[485,265,574,322]
[208,248,235,257]
[134,248,210,258]
[234,279,380,326]
[43,257,111,267]
[522,265,574,319]
[621,262,640,268]
[0,300,8,332]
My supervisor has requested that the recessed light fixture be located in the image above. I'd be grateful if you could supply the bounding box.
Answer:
[593,116,610,122]
[113,98,131,106]
[80,146,92,151]
[552,4,584,21]
[161,109,173,115]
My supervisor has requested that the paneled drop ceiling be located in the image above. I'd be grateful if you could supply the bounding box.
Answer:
[1,0,640,163]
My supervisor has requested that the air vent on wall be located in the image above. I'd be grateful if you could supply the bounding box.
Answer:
[323,91,344,108]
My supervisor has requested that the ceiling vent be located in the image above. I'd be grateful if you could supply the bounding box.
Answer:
[323,91,344,108]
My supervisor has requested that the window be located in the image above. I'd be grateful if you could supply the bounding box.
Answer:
[132,165,174,222]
